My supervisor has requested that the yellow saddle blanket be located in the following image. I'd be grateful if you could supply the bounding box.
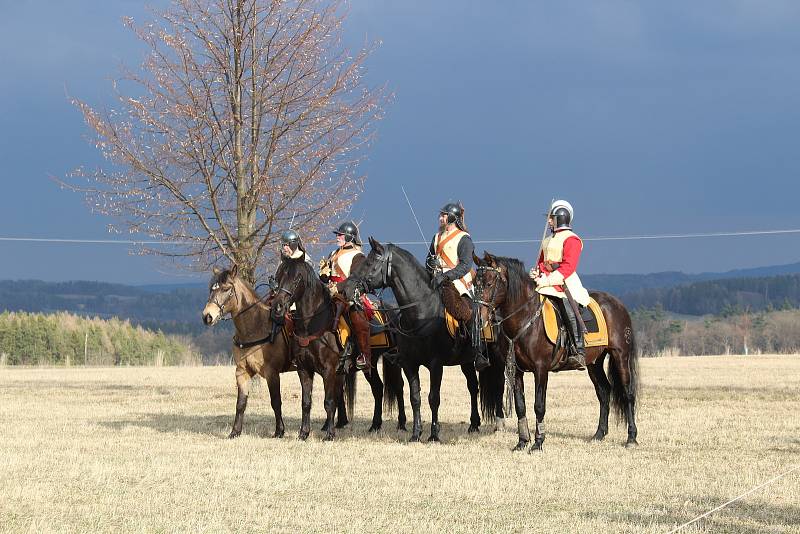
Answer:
[336,310,391,349]
[445,311,496,342]
[542,296,608,347]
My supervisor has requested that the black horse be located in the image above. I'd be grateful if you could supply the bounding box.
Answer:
[270,252,406,440]
[343,238,504,442]
[475,253,639,451]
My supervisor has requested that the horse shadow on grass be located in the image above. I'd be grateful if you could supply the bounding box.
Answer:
[100,412,508,443]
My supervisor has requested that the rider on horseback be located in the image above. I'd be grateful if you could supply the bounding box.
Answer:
[426,202,490,371]
[531,200,591,369]
[320,221,375,372]
[279,229,313,264]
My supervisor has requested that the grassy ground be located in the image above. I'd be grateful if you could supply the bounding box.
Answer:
[1,355,798,533]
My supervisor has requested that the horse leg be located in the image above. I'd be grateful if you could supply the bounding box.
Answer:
[229,367,253,439]
[321,371,340,441]
[617,349,639,447]
[427,364,443,442]
[297,368,313,441]
[512,370,531,451]
[529,364,549,453]
[265,370,285,438]
[334,392,348,429]
[587,353,611,441]
[365,367,384,432]
[461,363,481,433]
[390,362,408,431]
[404,365,423,442]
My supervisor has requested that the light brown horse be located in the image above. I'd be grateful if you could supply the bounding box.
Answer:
[202,264,350,438]
[474,253,639,451]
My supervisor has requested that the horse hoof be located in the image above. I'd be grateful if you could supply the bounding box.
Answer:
[227,431,241,440]
[335,421,348,429]
[323,434,335,442]
[512,441,528,452]
[397,422,408,432]
[426,435,440,443]
[409,435,421,443]
[368,423,382,433]
[272,431,284,439]
[591,432,607,442]
[625,438,639,448]
[528,443,544,453]
[298,432,309,441]
[468,425,480,434]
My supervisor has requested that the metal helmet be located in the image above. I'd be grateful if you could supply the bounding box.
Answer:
[280,229,303,253]
[550,199,574,230]
[333,221,361,245]
[440,202,467,231]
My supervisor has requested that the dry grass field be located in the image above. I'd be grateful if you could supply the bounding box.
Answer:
[1,355,798,533]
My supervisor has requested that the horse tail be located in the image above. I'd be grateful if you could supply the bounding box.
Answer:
[382,357,403,414]
[344,369,357,419]
[609,326,639,424]
[479,347,505,423]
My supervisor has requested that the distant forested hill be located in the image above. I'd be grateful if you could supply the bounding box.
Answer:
[619,274,800,315]
[582,261,800,297]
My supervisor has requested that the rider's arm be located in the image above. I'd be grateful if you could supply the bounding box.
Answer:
[425,236,437,274]
[445,236,475,281]
[548,236,581,285]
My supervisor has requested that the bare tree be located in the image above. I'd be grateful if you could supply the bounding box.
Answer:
[65,0,387,284]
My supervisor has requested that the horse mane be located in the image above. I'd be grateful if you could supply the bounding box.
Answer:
[492,256,534,304]
[278,256,328,302]
[388,244,432,283]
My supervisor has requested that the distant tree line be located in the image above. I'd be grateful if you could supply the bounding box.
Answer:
[632,305,800,357]
[0,311,199,366]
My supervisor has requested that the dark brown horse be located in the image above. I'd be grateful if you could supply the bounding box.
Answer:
[474,253,639,451]
[202,265,357,439]
[270,253,406,441]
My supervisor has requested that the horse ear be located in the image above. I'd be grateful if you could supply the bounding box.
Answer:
[368,236,376,248]
[484,252,497,267]
[370,236,384,253]
[230,263,238,278]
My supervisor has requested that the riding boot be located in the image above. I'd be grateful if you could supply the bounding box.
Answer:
[559,297,586,368]
[349,308,373,372]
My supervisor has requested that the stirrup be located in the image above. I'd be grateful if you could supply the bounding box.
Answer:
[355,354,371,371]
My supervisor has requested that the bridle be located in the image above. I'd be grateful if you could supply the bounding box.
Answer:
[474,265,504,315]
[360,245,393,293]
[474,264,541,329]
[207,283,235,317]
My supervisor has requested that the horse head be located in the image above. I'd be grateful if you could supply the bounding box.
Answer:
[343,236,390,299]
[203,264,241,325]
[270,253,309,320]
[474,252,510,324]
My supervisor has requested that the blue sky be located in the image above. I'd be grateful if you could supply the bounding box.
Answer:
[1,1,799,283]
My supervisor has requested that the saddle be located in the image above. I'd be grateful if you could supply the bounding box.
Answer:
[335,302,392,350]
[444,310,496,343]
[541,296,608,347]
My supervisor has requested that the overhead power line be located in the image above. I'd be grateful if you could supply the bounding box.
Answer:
[1,228,800,246]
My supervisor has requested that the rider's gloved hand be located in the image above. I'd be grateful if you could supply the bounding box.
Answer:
[432,272,448,288]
